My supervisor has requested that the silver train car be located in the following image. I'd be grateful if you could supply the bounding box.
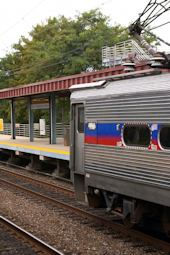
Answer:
[69,68,170,234]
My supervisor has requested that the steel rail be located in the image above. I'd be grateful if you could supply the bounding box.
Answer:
[0,167,74,195]
[0,177,170,252]
[0,216,63,255]
[0,160,72,183]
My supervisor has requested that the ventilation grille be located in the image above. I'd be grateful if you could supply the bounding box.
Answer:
[85,144,170,188]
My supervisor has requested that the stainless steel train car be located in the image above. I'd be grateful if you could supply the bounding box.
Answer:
[69,68,170,234]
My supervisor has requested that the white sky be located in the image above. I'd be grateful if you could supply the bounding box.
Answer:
[0,0,170,58]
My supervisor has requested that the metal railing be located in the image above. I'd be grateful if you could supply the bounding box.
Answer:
[102,39,152,67]
[0,123,69,138]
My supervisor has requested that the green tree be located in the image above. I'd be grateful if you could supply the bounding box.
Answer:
[1,9,128,86]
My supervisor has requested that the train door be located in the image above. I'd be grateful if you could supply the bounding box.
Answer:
[73,104,87,204]
[74,104,84,173]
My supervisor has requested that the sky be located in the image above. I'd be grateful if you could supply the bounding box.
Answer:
[0,0,170,58]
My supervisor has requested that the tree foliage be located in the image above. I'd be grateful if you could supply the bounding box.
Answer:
[1,10,130,86]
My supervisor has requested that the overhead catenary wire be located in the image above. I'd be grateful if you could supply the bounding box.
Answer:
[1,22,169,78]
[85,0,113,12]
[26,1,113,38]
[0,0,169,57]
[0,0,45,54]
[61,0,75,15]
[0,0,113,54]
[133,0,170,28]
[128,0,170,56]
[0,27,128,75]
[30,11,170,39]
[0,0,44,38]
[139,25,170,47]
[144,0,170,27]
[149,21,170,30]
[0,22,58,53]
[0,38,7,47]
[22,18,31,29]
[0,36,131,77]
[0,1,169,74]
[0,0,74,53]
[0,19,67,53]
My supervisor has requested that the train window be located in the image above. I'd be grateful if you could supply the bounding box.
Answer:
[160,126,170,149]
[123,125,150,147]
[78,107,84,133]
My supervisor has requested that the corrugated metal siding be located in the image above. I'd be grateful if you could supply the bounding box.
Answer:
[85,93,170,123]
[84,84,170,188]
[84,144,170,188]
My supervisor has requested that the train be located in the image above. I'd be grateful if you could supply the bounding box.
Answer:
[69,67,170,235]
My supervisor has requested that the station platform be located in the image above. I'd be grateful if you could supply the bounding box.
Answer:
[0,135,70,161]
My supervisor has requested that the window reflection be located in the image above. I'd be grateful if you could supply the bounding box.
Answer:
[123,125,150,147]
[78,107,84,133]
[160,126,170,149]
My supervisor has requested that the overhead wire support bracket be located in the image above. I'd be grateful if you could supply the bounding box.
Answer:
[129,0,170,57]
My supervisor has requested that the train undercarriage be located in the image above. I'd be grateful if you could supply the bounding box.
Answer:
[87,187,170,236]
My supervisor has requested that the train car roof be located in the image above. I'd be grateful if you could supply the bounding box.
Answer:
[70,71,170,102]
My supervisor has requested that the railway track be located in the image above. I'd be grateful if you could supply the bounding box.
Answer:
[0,160,72,184]
[0,167,169,253]
[0,167,74,195]
[0,216,63,254]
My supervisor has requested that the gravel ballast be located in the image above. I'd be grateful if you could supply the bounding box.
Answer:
[0,186,169,255]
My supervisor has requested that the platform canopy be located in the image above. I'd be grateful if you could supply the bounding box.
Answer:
[0,65,151,100]
[0,64,152,144]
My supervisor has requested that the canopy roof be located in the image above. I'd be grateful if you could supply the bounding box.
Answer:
[0,65,151,100]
